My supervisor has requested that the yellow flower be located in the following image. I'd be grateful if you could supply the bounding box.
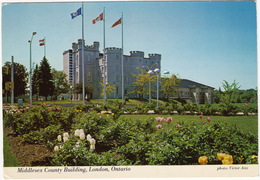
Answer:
[198,156,208,165]
[217,153,226,161]
[222,159,232,165]
[222,155,233,165]
[251,155,258,159]
[112,113,115,116]
[224,155,233,161]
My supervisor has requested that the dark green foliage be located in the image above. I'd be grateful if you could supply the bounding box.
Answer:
[38,57,55,100]
[4,104,258,166]
[2,61,28,97]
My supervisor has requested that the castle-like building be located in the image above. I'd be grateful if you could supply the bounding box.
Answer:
[63,39,215,103]
[63,39,161,99]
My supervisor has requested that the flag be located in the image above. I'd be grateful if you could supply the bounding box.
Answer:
[39,39,45,46]
[92,12,103,24]
[111,18,122,28]
[71,8,82,19]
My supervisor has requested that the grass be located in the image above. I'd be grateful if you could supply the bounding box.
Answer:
[120,114,258,136]
[3,135,19,167]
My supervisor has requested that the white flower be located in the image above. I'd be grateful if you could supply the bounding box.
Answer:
[63,136,69,142]
[59,145,64,149]
[87,134,92,141]
[54,146,59,151]
[90,138,96,145]
[79,129,84,134]
[57,135,62,142]
[79,132,85,140]
[74,129,80,137]
[63,132,69,138]
[90,144,95,151]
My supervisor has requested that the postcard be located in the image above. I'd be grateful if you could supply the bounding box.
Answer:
[1,0,259,179]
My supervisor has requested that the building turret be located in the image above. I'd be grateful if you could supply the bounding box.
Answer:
[72,42,78,52]
[148,53,161,59]
[130,51,144,58]
[78,39,85,49]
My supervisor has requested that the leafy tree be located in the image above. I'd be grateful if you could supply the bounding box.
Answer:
[160,74,180,100]
[221,80,240,103]
[131,67,156,99]
[213,88,222,104]
[99,82,116,97]
[38,57,55,100]
[2,62,28,98]
[240,88,257,103]
[74,82,94,99]
[51,69,70,100]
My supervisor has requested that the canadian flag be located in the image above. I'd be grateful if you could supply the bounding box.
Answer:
[39,39,45,46]
[92,13,103,24]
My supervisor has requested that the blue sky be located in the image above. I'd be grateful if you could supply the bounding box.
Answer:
[2,1,257,90]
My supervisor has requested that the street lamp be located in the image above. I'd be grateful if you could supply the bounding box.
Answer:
[142,63,159,104]
[70,85,73,104]
[28,32,36,107]
[154,68,160,107]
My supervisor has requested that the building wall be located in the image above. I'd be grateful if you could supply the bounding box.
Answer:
[63,39,161,99]
[176,87,214,104]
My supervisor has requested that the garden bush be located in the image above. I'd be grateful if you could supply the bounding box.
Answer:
[51,116,258,166]
[3,104,258,166]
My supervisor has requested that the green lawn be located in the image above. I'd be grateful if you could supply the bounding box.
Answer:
[3,135,19,167]
[120,114,258,136]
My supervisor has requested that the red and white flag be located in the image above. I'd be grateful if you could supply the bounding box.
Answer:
[111,18,122,28]
[92,13,103,24]
[39,39,45,46]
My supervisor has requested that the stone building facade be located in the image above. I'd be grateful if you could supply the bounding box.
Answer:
[63,39,161,99]
[175,79,215,104]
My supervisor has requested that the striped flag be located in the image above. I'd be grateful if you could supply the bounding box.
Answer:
[111,18,122,28]
[92,12,103,24]
[39,39,45,46]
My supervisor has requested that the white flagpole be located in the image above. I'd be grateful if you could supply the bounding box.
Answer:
[103,7,107,105]
[44,37,46,58]
[82,3,85,105]
[121,12,124,104]
[11,56,14,106]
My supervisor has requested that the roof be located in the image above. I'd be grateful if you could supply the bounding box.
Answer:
[178,79,215,89]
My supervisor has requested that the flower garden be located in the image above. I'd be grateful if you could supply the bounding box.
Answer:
[3,103,258,166]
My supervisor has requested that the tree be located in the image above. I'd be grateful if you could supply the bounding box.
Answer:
[99,82,116,98]
[2,62,28,98]
[160,74,180,100]
[74,83,94,100]
[131,67,156,99]
[51,69,70,100]
[240,88,257,103]
[221,80,241,103]
[38,57,55,100]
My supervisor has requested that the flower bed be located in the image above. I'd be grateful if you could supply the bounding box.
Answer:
[3,104,258,166]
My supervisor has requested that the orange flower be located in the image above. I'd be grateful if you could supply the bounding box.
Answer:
[217,153,226,161]
[221,154,233,165]
[198,156,208,165]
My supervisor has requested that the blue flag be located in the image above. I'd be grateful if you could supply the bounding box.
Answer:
[71,8,82,19]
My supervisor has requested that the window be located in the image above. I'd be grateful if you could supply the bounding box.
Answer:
[116,86,119,94]
[76,55,79,66]
[87,72,92,82]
